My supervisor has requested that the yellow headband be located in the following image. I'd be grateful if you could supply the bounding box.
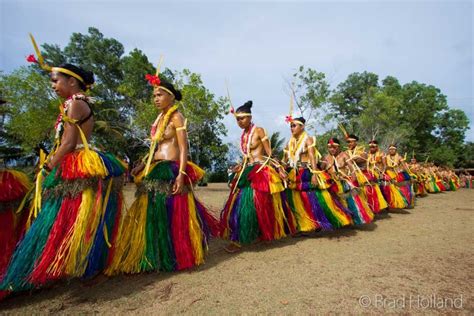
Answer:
[389,146,397,149]
[51,67,84,84]
[347,137,357,141]
[290,120,304,126]
[234,112,252,118]
[157,86,175,98]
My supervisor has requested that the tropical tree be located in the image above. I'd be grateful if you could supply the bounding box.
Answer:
[2,27,230,169]
[290,66,330,129]
[269,131,286,160]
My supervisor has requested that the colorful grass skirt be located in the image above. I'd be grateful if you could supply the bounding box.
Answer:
[1,149,126,293]
[106,160,220,274]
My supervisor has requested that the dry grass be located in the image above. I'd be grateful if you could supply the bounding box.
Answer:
[1,184,473,314]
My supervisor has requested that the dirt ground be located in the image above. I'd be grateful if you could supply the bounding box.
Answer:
[1,184,473,314]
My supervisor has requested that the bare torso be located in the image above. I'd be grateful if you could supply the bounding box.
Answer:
[323,152,350,177]
[368,151,384,173]
[154,117,180,161]
[246,126,269,163]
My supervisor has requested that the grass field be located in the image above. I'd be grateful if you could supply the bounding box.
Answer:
[1,184,473,314]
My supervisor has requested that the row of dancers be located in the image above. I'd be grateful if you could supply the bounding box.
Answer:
[0,41,467,299]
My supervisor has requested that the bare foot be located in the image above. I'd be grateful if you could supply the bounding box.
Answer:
[224,242,242,253]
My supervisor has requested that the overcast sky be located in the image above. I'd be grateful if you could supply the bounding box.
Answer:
[1,0,472,146]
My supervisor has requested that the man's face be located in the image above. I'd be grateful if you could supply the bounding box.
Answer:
[290,122,304,137]
[328,145,339,156]
[347,139,357,150]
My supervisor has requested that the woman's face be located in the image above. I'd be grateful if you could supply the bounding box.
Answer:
[153,88,175,110]
[369,145,378,154]
[50,72,73,98]
[389,147,397,155]
[236,115,252,129]
[290,122,304,137]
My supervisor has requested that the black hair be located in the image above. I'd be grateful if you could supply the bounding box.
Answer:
[293,117,306,125]
[160,80,182,101]
[236,100,252,113]
[347,134,359,141]
[56,63,94,91]
[369,139,378,145]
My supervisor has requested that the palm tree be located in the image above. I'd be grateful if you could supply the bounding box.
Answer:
[270,131,286,160]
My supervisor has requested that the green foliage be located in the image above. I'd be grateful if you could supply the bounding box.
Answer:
[208,170,229,183]
[329,71,379,123]
[270,131,286,159]
[314,129,338,155]
[0,67,57,154]
[291,66,330,128]
[2,28,228,169]
[118,49,155,102]
[132,69,230,171]
[429,145,457,167]
[1,27,470,171]
[174,70,228,171]
[295,69,470,166]
[457,142,474,168]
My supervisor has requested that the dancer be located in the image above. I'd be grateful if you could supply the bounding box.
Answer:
[283,117,351,232]
[1,58,126,294]
[323,137,373,225]
[220,101,294,252]
[0,168,31,299]
[346,137,388,214]
[106,71,220,274]
[384,144,414,207]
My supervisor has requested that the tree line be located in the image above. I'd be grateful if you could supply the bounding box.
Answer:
[0,28,471,176]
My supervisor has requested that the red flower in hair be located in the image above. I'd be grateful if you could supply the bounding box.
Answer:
[230,106,235,114]
[285,115,293,123]
[145,74,161,86]
[328,138,335,145]
[26,54,38,63]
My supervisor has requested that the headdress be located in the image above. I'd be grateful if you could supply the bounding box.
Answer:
[338,123,357,141]
[144,56,182,101]
[291,117,305,126]
[234,101,253,117]
[27,34,94,90]
[143,57,184,176]
[327,137,340,146]
[369,139,378,147]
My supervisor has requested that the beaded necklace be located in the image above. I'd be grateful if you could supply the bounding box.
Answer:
[240,123,255,156]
